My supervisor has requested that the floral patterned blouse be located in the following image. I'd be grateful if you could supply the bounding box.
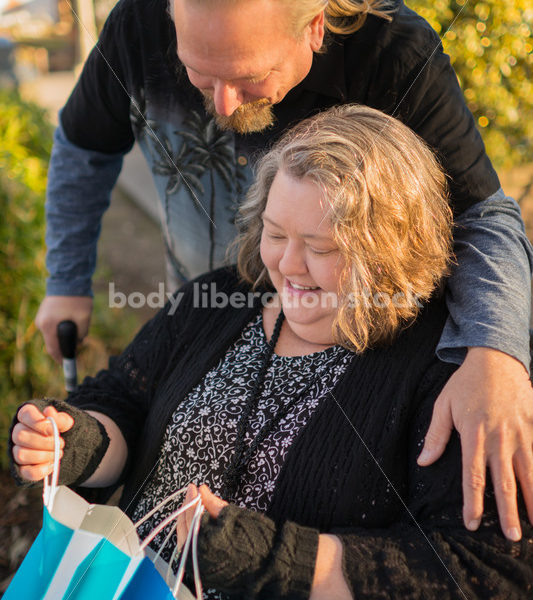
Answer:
[131,313,353,594]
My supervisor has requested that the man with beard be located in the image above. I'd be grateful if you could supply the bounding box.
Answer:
[36,0,533,544]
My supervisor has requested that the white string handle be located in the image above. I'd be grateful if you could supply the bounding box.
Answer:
[134,486,189,530]
[173,499,204,600]
[190,501,203,600]
[155,519,178,563]
[165,498,203,596]
[139,495,202,552]
[150,499,204,600]
[165,527,182,587]
[134,486,205,599]
[42,416,61,511]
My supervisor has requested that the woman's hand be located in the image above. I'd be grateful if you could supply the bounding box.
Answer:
[11,403,74,482]
[176,483,227,550]
[176,484,351,598]
[418,347,533,541]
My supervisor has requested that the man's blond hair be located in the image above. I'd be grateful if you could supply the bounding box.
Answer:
[176,1,394,36]
[289,0,393,36]
[236,105,453,353]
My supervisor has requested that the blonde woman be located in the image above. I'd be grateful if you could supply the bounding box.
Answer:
[12,106,532,598]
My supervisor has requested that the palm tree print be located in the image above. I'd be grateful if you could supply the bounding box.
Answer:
[131,95,247,276]
[149,129,205,279]
[178,111,235,270]
[152,131,205,211]
[130,88,159,143]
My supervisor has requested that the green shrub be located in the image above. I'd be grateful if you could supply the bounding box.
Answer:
[406,0,532,170]
[0,91,61,464]
[0,92,141,467]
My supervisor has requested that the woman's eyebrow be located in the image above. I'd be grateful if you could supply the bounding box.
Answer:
[262,215,281,227]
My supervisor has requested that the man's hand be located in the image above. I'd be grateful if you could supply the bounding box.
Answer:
[418,347,533,541]
[35,295,93,362]
[11,404,74,481]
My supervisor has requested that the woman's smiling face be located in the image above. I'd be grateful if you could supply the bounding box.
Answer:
[260,169,345,345]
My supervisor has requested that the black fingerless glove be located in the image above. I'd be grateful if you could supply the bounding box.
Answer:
[191,504,319,599]
[8,398,110,488]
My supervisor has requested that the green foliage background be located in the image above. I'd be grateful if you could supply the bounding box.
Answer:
[407,0,532,169]
[0,0,531,465]
[0,92,139,467]
[0,91,58,464]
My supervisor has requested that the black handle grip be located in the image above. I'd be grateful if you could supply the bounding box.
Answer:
[57,320,78,359]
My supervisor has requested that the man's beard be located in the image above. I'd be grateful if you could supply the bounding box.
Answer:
[201,93,275,134]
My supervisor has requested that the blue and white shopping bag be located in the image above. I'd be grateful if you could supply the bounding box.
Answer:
[5,417,203,600]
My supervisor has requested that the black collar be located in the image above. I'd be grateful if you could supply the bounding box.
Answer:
[300,39,347,101]
[294,0,403,103]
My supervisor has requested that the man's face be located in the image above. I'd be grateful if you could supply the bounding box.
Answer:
[173,0,324,134]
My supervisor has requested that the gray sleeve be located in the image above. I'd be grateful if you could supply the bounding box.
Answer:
[45,121,127,296]
[437,188,533,373]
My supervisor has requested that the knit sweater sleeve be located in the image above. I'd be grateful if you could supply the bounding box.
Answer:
[332,361,533,599]
[65,282,194,460]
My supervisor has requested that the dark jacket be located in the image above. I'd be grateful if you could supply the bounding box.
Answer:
[67,268,533,599]
[61,0,499,216]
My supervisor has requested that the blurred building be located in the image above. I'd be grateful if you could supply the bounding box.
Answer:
[0,0,77,72]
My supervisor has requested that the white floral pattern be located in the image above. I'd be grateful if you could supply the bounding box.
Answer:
[131,314,353,596]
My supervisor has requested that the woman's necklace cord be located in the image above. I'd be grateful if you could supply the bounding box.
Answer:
[221,309,285,499]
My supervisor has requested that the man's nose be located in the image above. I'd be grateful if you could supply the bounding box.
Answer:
[212,81,243,116]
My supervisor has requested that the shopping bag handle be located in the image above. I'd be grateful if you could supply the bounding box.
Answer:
[139,495,202,551]
[42,416,61,511]
[137,492,204,600]
[172,499,203,599]
[156,497,203,600]
[134,485,190,530]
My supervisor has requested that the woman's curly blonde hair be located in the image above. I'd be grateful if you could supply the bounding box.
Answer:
[236,105,453,353]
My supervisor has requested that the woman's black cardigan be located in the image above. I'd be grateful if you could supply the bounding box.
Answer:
[67,267,533,598]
